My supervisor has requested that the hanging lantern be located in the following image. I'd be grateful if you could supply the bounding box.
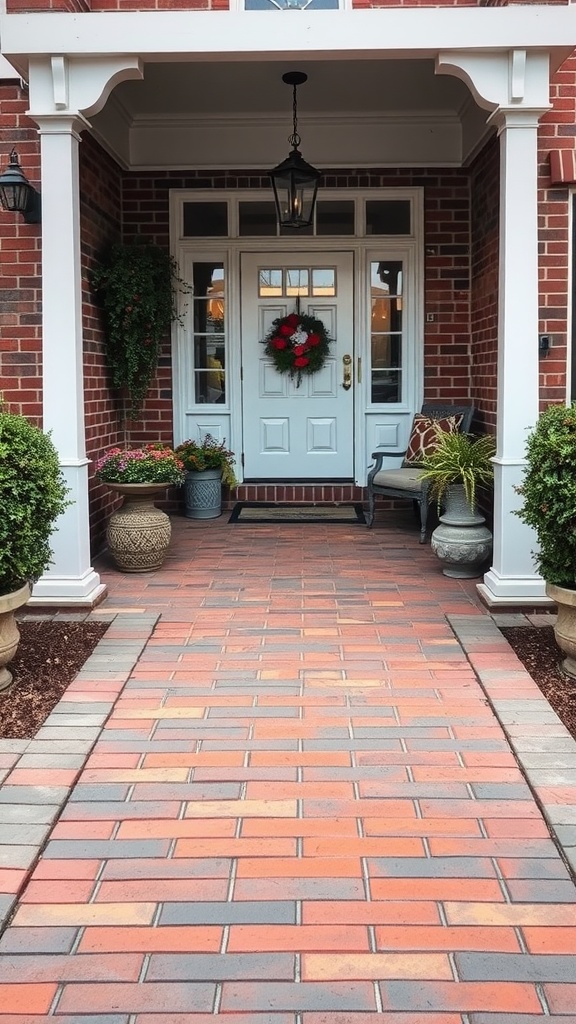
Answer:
[269,72,321,230]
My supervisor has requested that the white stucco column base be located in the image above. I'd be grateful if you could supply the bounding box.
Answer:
[30,461,106,608]
[477,458,550,607]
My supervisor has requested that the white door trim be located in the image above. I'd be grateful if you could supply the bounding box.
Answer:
[172,188,424,486]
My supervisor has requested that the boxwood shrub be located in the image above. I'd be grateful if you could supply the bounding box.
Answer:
[0,408,70,594]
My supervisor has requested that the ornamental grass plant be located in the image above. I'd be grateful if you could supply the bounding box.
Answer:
[96,444,185,486]
[175,434,237,488]
[0,405,70,594]
[516,403,576,588]
[420,428,496,511]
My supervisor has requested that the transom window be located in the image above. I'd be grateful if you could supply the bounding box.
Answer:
[181,198,412,239]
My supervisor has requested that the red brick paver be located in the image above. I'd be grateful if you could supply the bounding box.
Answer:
[1,515,576,1021]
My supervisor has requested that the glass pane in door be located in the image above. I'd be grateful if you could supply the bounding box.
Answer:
[191,263,226,404]
[370,260,403,404]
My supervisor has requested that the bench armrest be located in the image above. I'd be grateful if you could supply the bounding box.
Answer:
[370,450,407,460]
[368,448,408,482]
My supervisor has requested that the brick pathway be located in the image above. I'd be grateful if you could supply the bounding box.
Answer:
[1,514,576,1021]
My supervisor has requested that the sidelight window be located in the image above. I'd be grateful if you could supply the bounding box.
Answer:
[369,260,404,405]
[191,262,227,405]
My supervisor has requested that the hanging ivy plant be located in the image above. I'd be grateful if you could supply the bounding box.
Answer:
[91,242,189,419]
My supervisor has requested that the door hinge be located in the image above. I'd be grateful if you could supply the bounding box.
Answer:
[241,453,245,468]
[240,366,243,381]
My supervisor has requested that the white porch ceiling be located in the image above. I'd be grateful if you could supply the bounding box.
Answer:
[90,58,490,170]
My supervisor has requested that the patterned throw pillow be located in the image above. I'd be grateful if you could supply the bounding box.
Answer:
[404,414,463,465]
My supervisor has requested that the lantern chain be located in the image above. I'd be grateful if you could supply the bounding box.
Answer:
[288,83,301,151]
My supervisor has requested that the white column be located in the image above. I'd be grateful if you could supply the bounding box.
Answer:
[478,109,549,606]
[30,115,106,606]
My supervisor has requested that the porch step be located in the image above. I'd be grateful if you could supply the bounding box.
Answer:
[229,482,367,507]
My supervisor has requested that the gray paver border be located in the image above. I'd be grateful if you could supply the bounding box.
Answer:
[0,609,159,933]
[448,611,576,877]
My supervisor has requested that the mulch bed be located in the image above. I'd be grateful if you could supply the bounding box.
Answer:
[501,625,576,743]
[0,620,109,740]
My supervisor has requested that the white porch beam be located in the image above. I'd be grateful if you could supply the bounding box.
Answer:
[1,8,574,74]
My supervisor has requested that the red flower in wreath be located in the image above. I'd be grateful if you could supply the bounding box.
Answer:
[262,312,333,388]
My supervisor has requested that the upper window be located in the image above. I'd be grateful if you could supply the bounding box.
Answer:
[182,197,412,239]
[244,0,339,8]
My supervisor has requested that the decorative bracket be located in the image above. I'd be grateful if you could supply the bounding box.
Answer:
[28,55,143,122]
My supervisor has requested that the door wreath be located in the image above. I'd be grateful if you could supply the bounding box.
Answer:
[262,312,332,387]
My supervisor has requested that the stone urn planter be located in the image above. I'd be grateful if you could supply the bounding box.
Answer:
[546,583,576,678]
[430,483,493,578]
[107,483,173,572]
[0,583,31,691]
[184,468,223,519]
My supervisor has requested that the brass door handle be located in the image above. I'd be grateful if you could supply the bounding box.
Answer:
[342,354,352,390]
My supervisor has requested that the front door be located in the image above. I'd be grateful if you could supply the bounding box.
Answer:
[241,252,354,479]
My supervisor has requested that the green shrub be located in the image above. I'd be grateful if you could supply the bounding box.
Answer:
[0,409,70,594]
[516,403,576,587]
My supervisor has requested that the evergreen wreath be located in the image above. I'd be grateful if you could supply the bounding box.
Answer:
[262,311,332,387]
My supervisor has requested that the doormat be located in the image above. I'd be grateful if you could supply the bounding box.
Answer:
[229,502,366,524]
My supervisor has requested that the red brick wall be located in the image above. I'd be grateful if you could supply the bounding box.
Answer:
[0,83,42,422]
[421,172,471,406]
[79,133,126,551]
[537,53,574,406]
[6,0,88,11]
[470,133,499,433]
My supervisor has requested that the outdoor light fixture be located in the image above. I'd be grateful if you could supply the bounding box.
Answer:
[0,149,41,224]
[269,71,321,230]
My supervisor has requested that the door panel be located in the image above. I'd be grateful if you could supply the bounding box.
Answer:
[241,252,354,479]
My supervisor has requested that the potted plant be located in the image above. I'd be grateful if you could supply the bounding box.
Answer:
[176,434,237,520]
[91,242,189,420]
[516,402,576,676]
[0,405,70,689]
[96,444,185,572]
[420,428,496,578]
